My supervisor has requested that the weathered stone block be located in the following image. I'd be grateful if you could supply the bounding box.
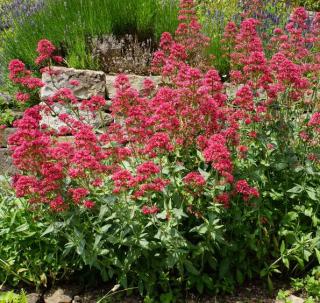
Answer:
[44,288,72,303]
[40,66,107,100]
[0,127,17,147]
[0,148,17,176]
[105,74,162,99]
[40,104,113,131]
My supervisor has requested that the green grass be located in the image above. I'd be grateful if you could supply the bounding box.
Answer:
[0,0,179,71]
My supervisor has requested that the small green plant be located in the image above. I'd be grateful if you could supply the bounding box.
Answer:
[276,267,320,303]
[291,267,320,300]
[0,109,14,126]
[0,290,27,303]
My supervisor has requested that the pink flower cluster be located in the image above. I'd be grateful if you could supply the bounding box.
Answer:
[235,180,259,201]
[35,39,63,65]
[9,59,44,100]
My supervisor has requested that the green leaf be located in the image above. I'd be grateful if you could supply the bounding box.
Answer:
[190,224,208,235]
[171,208,187,219]
[174,164,185,173]
[198,168,210,180]
[306,190,317,201]
[41,224,55,236]
[283,211,298,222]
[267,275,274,291]
[197,150,205,161]
[100,224,112,233]
[280,241,285,255]
[275,162,287,171]
[236,269,244,284]
[185,260,199,275]
[139,239,149,249]
[15,223,29,233]
[287,185,303,194]
[282,257,289,269]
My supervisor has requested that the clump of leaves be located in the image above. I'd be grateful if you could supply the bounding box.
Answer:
[0,290,27,303]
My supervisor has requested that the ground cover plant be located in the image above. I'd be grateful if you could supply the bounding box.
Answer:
[1,0,320,301]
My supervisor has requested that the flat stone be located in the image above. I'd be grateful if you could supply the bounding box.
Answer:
[0,92,13,105]
[27,293,40,303]
[0,128,17,147]
[40,103,113,131]
[11,111,24,121]
[0,148,17,176]
[105,74,162,99]
[40,66,107,100]
[44,289,72,303]
[72,295,81,303]
[92,112,113,128]
[276,295,305,303]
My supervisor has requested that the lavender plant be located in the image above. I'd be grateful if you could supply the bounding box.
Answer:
[0,0,44,30]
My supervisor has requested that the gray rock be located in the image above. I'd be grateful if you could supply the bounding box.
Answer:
[72,295,81,303]
[105,74,162,99]
[11,111,24,121]
[92,112,114,128]
[27,293,40,303]
[0,92,13,105]
[276,294,305,303]
[0,128,17,147]
[40,103,112,131]
[0,148,17,176]
[40,66,107,100]
[44,289,72,303]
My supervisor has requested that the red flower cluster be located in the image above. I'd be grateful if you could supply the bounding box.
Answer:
[235,180,259,201]
[141,205,160,215]
[8,59,44,98]
[35,39,63,65]
[183,172,206,189]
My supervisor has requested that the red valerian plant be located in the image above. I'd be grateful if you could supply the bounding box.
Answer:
[6,0,320,296]
[8,1,320,215]
[9,0,254,213]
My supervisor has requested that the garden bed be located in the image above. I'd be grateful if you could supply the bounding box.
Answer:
[0,0,320,302]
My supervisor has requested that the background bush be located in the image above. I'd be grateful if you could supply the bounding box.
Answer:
[0,0,179,71]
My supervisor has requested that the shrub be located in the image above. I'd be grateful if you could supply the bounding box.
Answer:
[197,0,295,75]
[3,0,320,299]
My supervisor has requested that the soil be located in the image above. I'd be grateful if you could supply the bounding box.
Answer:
[17,280,288,303]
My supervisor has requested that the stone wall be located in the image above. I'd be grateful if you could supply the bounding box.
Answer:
[0,67,162,176]
[0,127,17,175]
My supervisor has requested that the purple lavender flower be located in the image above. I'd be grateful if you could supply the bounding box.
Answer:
[0,0,45,30]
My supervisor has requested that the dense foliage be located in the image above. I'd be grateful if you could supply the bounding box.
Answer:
[0,0,320,301]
